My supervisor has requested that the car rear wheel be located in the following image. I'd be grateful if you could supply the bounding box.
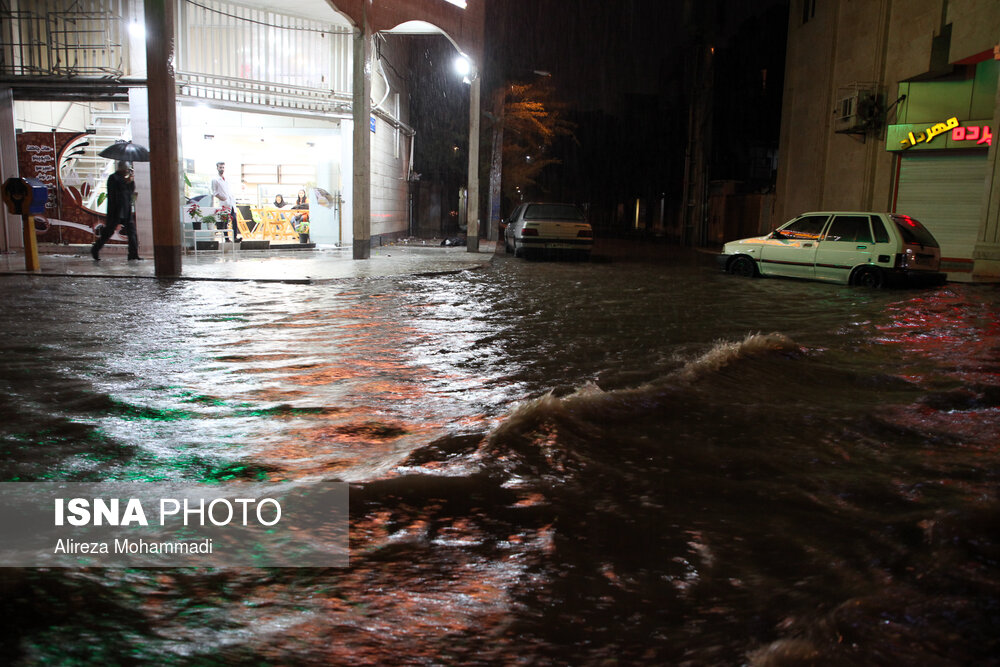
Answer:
[852,266,884,288]
[728,255,758,278]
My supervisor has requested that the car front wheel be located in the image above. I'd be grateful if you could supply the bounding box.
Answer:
[728,255,758,278]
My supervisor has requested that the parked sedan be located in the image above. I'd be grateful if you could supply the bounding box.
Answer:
[504,202,593,259]
[718,211,947,287]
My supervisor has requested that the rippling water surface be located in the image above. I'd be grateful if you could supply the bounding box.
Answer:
[1,253,998,664]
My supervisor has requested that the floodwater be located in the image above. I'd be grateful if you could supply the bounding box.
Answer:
[1,250,998,664]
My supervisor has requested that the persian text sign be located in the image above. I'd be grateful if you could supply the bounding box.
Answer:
[888,119,994,151]
[950,124,993,145]
[0,482,348,567]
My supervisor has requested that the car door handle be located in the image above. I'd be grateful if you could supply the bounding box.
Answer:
[856,245,867,249]
[803,243,813,247]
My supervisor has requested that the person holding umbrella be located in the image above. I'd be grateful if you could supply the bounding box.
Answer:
[91,160,141,261]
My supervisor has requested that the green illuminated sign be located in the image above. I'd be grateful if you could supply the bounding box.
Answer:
[887,118,993,152]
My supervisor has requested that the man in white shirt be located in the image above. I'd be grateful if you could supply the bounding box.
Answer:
[210,161,241,242]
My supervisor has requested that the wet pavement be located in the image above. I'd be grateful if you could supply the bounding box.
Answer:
[6,239,996,284]
[0,240,498,283]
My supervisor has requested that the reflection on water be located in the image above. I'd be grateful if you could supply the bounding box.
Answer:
[0,255,998,664]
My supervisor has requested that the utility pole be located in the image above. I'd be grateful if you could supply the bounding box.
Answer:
[486,86,505,243]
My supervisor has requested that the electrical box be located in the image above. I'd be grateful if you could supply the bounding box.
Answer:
[2,177,48,215]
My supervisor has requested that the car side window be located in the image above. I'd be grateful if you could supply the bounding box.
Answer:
[824,216,873,243]
[779,215,828,240]
[871,215,890,243]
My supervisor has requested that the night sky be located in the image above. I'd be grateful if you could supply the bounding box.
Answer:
[486,0,788,115]
[409,0,790,225]
[486,0,685,115]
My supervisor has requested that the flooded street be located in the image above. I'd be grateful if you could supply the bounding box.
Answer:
[1,250,999,664]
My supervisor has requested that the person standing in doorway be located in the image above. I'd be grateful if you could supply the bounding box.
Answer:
[210,161,241,242]
[91,160,141,261]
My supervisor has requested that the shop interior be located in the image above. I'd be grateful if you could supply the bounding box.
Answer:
[12,99,345,248]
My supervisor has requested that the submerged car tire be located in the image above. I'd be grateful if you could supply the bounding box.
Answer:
[504,237,513,254]
[852,266,885,288]
[728,255,758,278]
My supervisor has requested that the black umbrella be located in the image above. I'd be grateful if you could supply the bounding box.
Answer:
[99,140,150,162]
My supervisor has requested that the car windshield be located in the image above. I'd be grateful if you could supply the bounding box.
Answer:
[890,214,939,247]
[524,204,584,221]
[777,214,828,240]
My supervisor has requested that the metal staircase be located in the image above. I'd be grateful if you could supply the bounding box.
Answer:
[59,102,131,203]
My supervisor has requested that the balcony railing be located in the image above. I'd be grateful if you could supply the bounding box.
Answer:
[176,71,352,116]
[0,6,128,78]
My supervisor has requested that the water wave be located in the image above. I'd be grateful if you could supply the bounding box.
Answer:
[485,332,799,457]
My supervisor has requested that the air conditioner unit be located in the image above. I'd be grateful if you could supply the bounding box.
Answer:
[834,89,878,133]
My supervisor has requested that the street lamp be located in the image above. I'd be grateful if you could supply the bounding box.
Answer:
[453,55,472,84]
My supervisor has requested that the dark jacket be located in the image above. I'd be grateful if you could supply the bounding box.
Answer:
[106,171,135,224]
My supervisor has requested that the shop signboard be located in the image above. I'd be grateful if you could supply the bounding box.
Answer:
[887,118,993,151]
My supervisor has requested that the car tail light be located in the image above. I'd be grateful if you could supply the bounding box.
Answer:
[577,229,593,238]
[522,228,538,236]
[896,248,938,270]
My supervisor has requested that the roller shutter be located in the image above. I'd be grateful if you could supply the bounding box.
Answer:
[895,152,987,262]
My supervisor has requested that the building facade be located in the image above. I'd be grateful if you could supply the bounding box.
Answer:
[774,0,1000,278]
[0,0,484,270]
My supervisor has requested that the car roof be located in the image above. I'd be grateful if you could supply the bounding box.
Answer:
[795,211,892,216]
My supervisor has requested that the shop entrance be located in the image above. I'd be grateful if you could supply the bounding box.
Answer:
[179,104,345,249]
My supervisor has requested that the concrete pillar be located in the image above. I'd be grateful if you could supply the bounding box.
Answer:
[0,87,18,253]
[352,19,372,259]
[466,75,481,252]
[972,59,1000,278]
[145,0,182,276]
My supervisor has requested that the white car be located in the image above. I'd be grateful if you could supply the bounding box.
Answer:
[718,211,947,287]
[503,202,593,260]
